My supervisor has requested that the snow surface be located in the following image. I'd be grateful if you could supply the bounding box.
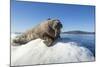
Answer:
[11,34,94,66]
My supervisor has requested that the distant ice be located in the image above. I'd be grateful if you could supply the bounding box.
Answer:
[11,33,94,66]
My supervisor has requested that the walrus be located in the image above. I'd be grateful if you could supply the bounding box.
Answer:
[12,18,63,47]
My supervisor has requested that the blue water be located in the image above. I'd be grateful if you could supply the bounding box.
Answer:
[60,34,95,56]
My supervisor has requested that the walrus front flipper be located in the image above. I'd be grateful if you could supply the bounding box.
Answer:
[43,40,53,47]
[43,36,54,47]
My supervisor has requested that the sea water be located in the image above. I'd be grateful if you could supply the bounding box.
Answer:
[60,34,95,56]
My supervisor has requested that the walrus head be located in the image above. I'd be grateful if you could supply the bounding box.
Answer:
[48,19,63,38]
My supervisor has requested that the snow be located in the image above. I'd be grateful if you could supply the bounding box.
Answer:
[11,33,94,66]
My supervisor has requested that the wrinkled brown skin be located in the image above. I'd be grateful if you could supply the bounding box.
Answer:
[12,19,63,47]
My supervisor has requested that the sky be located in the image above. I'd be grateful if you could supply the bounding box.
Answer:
[11,0,95,32]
